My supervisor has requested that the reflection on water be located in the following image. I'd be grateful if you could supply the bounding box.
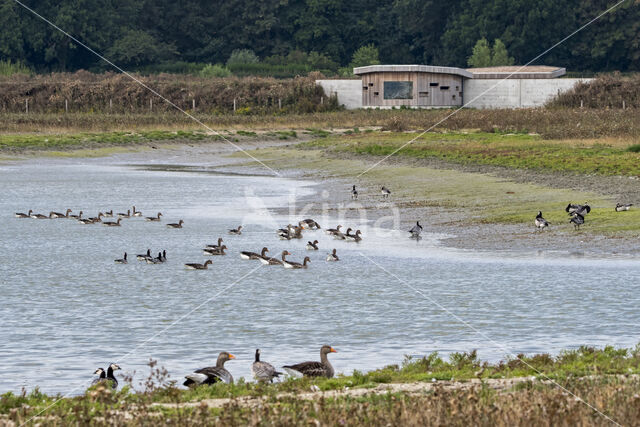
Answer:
[1,159,639,395]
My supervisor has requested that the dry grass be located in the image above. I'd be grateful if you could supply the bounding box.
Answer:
[549,73,640,109]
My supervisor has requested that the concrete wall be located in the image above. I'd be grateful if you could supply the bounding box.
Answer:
[316,79,362,109]
[463,78,591,109]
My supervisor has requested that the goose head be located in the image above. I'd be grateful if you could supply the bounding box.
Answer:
[109,363,121,371]
[261,247,269,256]
[321,345,337,356]
[94,368,105,375]
[204,260,213,267]
[303,256,311,265]
[255,349,261,362]
[281,250,291,260]
[217,351,236,367]
[313,240,318,244]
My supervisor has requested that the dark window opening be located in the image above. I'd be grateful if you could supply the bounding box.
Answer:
[452,94,456,99]
[429,82,439,87]
[419,91,429,97]
[363,86,368,90]
[455,86,459,90]
[440,86,450,90]
[373,92,379,96]
[368,83,374,86]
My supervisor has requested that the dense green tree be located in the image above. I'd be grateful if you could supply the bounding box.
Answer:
[491,39,514,66]
[467,39,492,67]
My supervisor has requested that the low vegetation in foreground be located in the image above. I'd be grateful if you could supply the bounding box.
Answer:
[3,346,640,425]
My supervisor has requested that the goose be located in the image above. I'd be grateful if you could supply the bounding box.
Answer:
[206,238,224,250]
[145,212,162,221]
[136,249,152,261]
[299,219,321,230]
[106,363,121,389]
[30,211,49,219]
[615,203,633,212]
[535,211,550,230]
[185,260,213,270]
[240,247,268,260]
[408,221,423,238]
[566,203,591,216]
[117,209,131,219]
[325,225,342,236]
[114,252,128,264]
[132,206,142,217]
[333,227,350,240]
[15,209,33,218]
[351,185,358,200]
[570,213,585,229]
[69,210,83,219]
[147,251,165,264]
[103,210,114,217]
[78,216,96,224]
[283,345,337,378]
[50,208,72,218]
[183,352,235,386]
[345,229,362,242]
[252,349,282,383]
[203,245,227,256]
[167,220,184,229]
[281,251,310,269]
[326,248,339,262]
[91,368,106,385]
[306,240,319,250]
[228,225,243,235]
[103,218,122,227]
[87,212,104,223]
[381,186,391,199]
[259,250,284,266]
[159,250,167,262]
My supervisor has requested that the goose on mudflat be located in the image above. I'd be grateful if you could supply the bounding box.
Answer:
[185,260,213,270]
[306,240,319,250]
[252,349,282,383]
[15,209,33,218]
[535,211,550,230]
[145,212,162,221]
[381,186,391,199]
[240,247,268,260]
[408,221,423,238]
[167,220,184,229]
[184,352,235,386]
[351,185,358,200]
[281,251,310,269]
[229,225,243,235]
[570,213,585,229]
[204,245,227,256]
[137,249,151,261]
[114,252,128,264]
[283,345,337,378]
[106,363,121,389]
[103,218,122,227]
[206,238,224,250]
[326,248,339,262]
[50,209,72,218]
[92,368,106,385]
[615,203,633,212]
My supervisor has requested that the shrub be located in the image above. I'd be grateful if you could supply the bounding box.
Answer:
[199,63,231,78]
[0,59,31,76]
[227,49,259,66]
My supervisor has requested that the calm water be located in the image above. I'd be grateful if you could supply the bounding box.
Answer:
[1,158,640,395]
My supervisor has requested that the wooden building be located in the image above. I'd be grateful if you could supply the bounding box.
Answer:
[353,65,473,108]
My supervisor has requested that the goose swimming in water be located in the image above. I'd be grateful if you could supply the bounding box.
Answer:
[137,249,152,261]
[117,209,131,219]
[206,238,224,250]
[228,225,243,235]
[103,218,122,227]
[333,227,350,240]
[283,345,337,378]
[50,208,72,218]
[145,212,162,221]
[147,251,165,264]
[87,212,104,223]
[381,186,391,199]
[15,209,33,218]
[240,247,268,260]
[203,245,227,256]
[615,203,633,212]
[351,185,358,200]
[570,213,585,229]
[91,368,106,385]
[184,352,235,386]
[259,250,285,265]
[103,210,113,217]
[306,240,319,250]
[345,229,362,242]
[106,363,121,389]
[132,206,142,217]
[281,251,310,269]
[30,211,49,219]
[167,220,184,229]
[252,349,282,383]
[114,252,128,264]
[299,219,321,230]
[535,211,550,230]
[326,248,339,262]
[79,216,96,224]
[325,225,342,236]
[185,260,213,270]
[408,221,423,238]
[69,210,83,219]
[159,250,167,262]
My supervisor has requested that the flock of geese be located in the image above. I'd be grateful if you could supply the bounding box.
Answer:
[13,206,182,228]
[93,345,338,389]
[534,202,633,231]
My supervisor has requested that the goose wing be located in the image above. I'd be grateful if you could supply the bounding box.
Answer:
[252,361,281,381]
[283,361,326,377]
[196,366,233,384]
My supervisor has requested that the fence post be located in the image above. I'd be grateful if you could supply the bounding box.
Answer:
[233,98,236,112]
[65,99,68,113]
[192,99,196,111]
[109,99,112,112]
[150,98,153,112]
[278,98,282,109]
[580,99,584,109]
[623,100,626,110]
[320,96,324,105]
[25,99,28,114]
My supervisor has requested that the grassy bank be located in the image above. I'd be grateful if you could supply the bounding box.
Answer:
[2,346,640,425]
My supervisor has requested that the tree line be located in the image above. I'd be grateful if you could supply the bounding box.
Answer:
[0,0,638,74]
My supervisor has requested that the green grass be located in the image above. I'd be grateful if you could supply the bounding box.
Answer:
[302,131,640,176]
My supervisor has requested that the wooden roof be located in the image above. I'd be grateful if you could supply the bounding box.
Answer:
[353,65,473,79]
[466,66,566,79]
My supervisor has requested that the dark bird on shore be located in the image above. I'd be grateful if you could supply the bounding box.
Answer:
[306,240,319,250]
[381,186,391,199]
[184,352,235,386]
[252,349,282,383]
[167,219,184,229]
[106,363,121,389]
[409,221,423,238]
[137,249,152,261]
[351,185,358,200]
[570,213,585,229]
[535,211,550,230]
[240,247,268,260]
[615,203,633,212]
[566,203,590,216]
[283,345,337,378]
[114,252,128,264]
[92,368,106,385]
[15,209,33,218]
[228,225,243,235]
[326,248,339,262]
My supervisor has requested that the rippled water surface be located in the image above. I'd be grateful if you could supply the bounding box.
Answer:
[1,158,640,395]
